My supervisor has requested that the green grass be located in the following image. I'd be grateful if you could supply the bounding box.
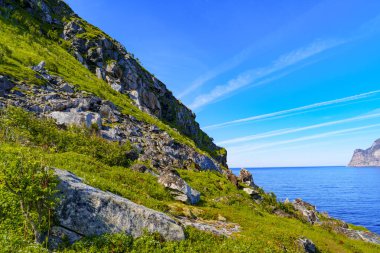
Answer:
[0,109,380,252]
[348,224,370,232]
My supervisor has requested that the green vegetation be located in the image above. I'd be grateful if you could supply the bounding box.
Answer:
[0,108,380,252]
[0,150,57,245]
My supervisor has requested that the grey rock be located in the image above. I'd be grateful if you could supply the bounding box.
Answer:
[0,76,15,96]
[111,83,122,92]
[239,168,256,187]
[158,171,200,204]
[48,226,82,249]
[297,238,316,253]
[243,188,262,201]
[99,104,118,122]
[349,139,380,166]
[54,169,185,242]
[177,217,240,237]
[32,61,46,72]
[49,110,101,129]
[60,83,74,93]
[63,20,85,40]
[336,227,380,244]
[192,154,221,172]
[100,127,122,141]
[292,199,319,224]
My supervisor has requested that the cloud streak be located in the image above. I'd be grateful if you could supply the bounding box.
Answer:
[204,90,380,130]
[217,111,380,145]
[189,39,346,110]
[228,123,380,154]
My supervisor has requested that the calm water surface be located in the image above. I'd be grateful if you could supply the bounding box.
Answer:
[232,166,380,234]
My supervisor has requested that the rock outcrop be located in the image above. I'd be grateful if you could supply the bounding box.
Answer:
[238,168,256,187]
[288,198,380,245]
[349,139,380,167]
[292,199,319,224]
[0,0,227,165]
[0,72,222,174]
[158,171,200,204]
[50,169,185,247]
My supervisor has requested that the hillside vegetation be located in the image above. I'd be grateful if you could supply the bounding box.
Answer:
[0,1,380,252]
[0,109,379,252]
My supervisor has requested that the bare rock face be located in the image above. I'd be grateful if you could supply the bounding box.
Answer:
[0,69,223,174]
[59,12,227,165]
[158,171,200,205]
[349,139,380,167]
[52,169,185,246]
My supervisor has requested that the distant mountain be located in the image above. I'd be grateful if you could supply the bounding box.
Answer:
[349,139,380,167]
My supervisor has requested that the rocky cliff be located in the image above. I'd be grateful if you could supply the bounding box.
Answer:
[0,0,226,164]
[349,139,380,167]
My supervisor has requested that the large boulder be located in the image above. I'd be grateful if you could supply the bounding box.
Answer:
[49,110,102,129]
[53,169,185,246]
[158,171,200,205]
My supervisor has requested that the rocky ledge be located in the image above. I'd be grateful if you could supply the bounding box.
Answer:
[288,198,380,245]
[349,138,380,167]
[50,169,185,248]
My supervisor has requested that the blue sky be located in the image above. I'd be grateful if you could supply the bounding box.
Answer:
[66,0,380,167]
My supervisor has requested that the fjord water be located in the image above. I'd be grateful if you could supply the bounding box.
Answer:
[232,166,380,234]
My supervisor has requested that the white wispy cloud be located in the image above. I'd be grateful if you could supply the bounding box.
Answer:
[204,90,380,130]
[217,111,380,145]
[228,123,380,154]
[189,39,346,110]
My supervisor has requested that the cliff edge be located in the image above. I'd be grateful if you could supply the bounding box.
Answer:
[349,139,380,167]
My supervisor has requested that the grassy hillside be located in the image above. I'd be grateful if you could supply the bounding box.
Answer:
[1,108,379,252]
[0,7,218,161]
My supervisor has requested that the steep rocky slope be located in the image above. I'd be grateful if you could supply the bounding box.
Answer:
[0,0,226,164]
[349,139,380,167]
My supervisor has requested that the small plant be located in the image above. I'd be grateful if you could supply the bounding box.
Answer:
[0,151,58,244]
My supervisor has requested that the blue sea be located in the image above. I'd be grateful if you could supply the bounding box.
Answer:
[232,166,380,234]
